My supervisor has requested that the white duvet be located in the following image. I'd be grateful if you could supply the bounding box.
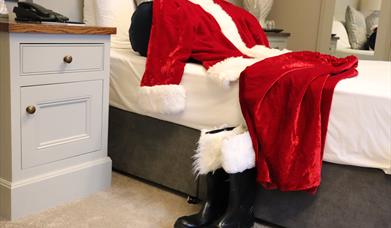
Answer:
[109,48,391,174]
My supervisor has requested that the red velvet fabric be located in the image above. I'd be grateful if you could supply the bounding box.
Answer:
[239,52,358,192]
[141,0,269,87]
[141,0,360,192]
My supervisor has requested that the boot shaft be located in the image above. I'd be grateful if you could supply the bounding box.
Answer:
[206,169,230,205]
[227,168,257,211]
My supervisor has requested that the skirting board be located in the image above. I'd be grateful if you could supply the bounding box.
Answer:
[0,157,112,220]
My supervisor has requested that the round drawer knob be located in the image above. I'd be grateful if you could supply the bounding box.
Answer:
[26,105,36,114]
[63,55,73,64]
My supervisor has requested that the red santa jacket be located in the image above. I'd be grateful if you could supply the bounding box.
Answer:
[138,0,287,114]
[138,0,359,192]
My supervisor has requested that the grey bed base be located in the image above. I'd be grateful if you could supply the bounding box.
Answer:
[108,106,391,228]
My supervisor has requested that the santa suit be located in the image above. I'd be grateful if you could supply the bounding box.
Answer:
[138,0,358,192]
[138,0,289,114]
[138,0,282,178]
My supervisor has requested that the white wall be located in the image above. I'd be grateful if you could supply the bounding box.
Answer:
[5,0,83,22]
[374,0,391,60]
[34,0,83,22]
[268,0,323,51]
[334,0,360,21]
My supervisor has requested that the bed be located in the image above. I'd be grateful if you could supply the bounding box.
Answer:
[108,50,391,228]
[110,48,391,174]
[84,1,391,227]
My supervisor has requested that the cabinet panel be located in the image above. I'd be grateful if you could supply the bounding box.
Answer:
[20,44,104,75]
[21,80,103,169]
[267,33,290,50]
[269,41,288,50]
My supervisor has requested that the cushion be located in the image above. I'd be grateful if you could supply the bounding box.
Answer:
[345,6,367,50]
[129,2,153,56]
[94,0,136,49]
[366,10,380,35]
[332,20,351,49]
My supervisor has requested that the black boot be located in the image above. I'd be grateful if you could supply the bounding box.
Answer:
[208,168,257,228]
[174,169,229,228]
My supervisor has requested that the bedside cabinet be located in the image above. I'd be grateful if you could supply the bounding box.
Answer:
[329,36,340,54]
[0,19,116,220]
[266,31,291,50]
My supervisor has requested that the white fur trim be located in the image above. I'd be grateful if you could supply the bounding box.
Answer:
[188,0,250,56]
[207,57,260,88]
[206,47,290,88]
[188,0,290,59]
[221,131,255,174]
[193,125,246,175]
[137,85,186,114]
[248,45,291,59]
[189,0,290,89]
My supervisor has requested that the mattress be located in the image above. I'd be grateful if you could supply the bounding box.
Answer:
[110,48,244,130]
[109,48,391,174]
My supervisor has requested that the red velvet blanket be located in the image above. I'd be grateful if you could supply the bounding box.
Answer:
[239,51,358,192]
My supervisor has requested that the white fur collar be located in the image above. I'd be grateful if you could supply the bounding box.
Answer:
[188,0,253,57]
[188,0,290,87]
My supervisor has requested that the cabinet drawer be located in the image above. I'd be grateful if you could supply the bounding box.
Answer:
[20,44,104,75]
[21,80,103,169]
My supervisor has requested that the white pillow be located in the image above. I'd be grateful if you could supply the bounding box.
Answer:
[95,0,136,49]
[366,10,380,35]
[345,6,367,50]
[332,20,351,49]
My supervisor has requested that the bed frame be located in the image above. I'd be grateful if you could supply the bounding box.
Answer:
[108,106,391,228]
[108,107,201,198]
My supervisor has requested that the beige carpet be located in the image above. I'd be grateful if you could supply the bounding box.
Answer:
[0,172,201,228]
[0,172,270,228]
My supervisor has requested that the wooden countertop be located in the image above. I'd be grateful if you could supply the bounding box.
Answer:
[0,18,116,35]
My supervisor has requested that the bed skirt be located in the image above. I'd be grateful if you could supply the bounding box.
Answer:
[108,106,391,227]
[255,162,391,227]
[108,106,202,198]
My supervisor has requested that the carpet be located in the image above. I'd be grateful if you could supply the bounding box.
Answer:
[0,172,271,228]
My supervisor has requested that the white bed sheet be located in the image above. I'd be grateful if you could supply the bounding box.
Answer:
[110,48,245,130]
[324,60,391,173]
[109,48,391,174]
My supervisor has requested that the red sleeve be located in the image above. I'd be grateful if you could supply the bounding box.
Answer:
[141,0,194,87]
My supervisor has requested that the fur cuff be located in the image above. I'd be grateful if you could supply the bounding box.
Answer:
[207,57,259,88]
[221,131,255,174]
[193,125,246,175]
[137,85,186,114]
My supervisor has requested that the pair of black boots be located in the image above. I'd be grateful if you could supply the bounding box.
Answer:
[174,168,257,228]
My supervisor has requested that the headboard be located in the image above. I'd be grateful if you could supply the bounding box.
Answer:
[83,0,243,25]
[82,0,246,49]
[83,0,135,49]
